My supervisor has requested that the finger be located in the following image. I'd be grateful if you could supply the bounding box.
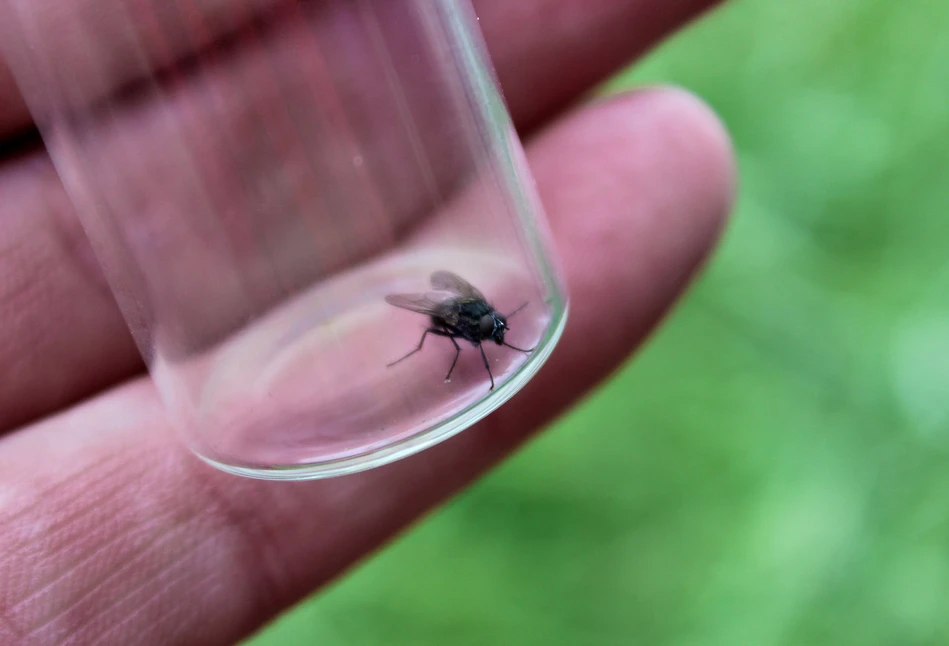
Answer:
[479,0,725,131]
[0,87,735,645]
[0,62,28,137]
[0,0,723,139]
[0,0,290,138]
[0,0,726,432]
[0,156,142,431]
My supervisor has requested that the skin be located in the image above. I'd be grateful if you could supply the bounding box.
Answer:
[0,0,735,643]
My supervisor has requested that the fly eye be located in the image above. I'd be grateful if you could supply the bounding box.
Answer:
[480,315,496,337]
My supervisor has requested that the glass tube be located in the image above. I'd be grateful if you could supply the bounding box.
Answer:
[1,0,568,479]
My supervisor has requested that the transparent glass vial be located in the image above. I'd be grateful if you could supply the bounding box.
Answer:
[1,0,568,479]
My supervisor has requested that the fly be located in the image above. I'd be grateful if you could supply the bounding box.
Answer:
[384,270,534,391]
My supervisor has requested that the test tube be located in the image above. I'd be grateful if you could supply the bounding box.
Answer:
[1,0,568,479]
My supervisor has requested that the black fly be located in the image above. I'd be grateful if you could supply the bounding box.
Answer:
[384,270,533,391]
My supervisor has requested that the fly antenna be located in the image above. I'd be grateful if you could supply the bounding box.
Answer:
[506,302,529,318]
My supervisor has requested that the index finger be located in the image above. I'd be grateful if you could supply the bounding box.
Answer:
[0,88,734,646]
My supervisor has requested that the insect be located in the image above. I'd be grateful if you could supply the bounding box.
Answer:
[384,270,534,391]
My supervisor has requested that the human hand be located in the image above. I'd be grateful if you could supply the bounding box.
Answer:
[0,0,734,643]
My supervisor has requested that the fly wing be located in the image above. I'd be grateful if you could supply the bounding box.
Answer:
[430,270,485,301]
[384,291,459,323]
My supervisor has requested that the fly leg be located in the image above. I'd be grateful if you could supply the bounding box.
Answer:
[502,341,535,353]
[479,344,495,391]
[387,327,436,367]
[423,327,461,382]
[441,333,462,383]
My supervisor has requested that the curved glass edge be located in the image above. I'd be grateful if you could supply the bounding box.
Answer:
[196,300,569,480]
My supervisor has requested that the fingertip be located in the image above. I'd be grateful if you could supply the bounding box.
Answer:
[610,84,737,234]
[565,84,736,243]
[515,84,737,400]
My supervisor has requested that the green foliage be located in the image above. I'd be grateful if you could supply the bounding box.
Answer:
[248,1,949,643]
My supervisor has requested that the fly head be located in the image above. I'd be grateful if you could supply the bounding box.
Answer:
[480,312,508,345]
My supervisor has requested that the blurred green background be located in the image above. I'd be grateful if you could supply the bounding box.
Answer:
[247,1,949,643]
